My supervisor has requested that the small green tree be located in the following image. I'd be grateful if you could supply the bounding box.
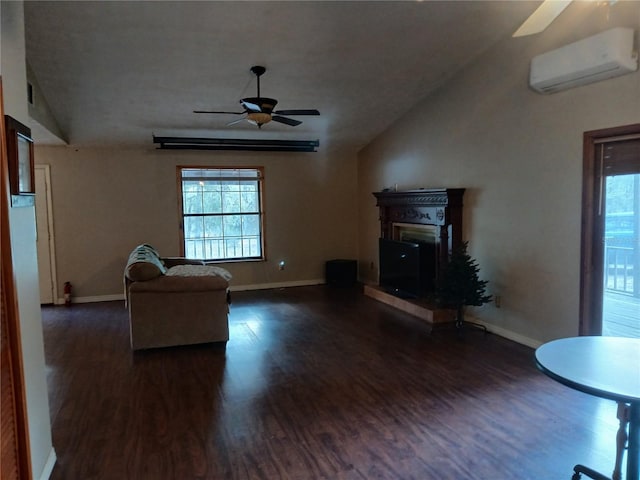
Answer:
[436,242,492,334]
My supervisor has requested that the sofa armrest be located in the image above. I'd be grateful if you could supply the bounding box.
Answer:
[161,257,205,268]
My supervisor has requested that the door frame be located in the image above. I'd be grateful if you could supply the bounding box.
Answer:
[580,123,640,335]
[34,164,58,304]
[0,76,33,480]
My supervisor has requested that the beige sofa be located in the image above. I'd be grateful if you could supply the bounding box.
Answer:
[124,244,231,350]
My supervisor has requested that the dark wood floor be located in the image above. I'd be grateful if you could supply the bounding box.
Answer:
[42,286,620,480]
[603,291,640,338]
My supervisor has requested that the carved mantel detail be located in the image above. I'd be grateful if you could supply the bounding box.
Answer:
[374,193,454,207]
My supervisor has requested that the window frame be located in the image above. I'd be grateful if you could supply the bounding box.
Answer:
[177,166,266,262]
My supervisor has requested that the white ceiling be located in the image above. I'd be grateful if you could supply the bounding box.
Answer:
[24,1,540,152]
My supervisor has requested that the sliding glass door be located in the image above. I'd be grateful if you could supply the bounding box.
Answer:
[602,173,639,337]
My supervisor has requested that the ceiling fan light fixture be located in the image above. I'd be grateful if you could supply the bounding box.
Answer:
[247,111,272,125]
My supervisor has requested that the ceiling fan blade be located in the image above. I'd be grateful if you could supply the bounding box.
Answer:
[226,116,247,127]
[271,115,302,127]
[513,0,571,37]
[240,100,262,112]
[274,109,320,116]
[194,110,245,115]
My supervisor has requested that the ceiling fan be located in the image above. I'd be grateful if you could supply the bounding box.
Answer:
[194,66,320,128]
[513,0,572,37]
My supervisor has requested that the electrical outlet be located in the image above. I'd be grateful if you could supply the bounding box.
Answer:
[278,260,285,271]
[370,261,375,270]
[494,295,501,308]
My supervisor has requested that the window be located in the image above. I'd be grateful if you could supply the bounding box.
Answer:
[178,167,264,261]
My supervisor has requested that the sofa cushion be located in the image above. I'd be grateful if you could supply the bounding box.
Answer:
[125,244,167,281]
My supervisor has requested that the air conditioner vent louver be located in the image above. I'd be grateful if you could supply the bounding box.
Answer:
[529,27,638,94]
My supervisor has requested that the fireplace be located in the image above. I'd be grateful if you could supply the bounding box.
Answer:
[373,189,465,299]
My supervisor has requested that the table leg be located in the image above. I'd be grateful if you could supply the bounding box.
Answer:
[572,403,634,480]
[612,403,629,480]
[627,403,640,480]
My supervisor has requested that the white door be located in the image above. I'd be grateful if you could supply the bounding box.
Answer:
[35,165,57,304]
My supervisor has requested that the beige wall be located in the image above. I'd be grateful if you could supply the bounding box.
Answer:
[35,145,359,300]
[2,1,56,478]
[358,3,640,346]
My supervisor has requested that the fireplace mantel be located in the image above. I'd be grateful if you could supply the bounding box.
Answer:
[373,188,465,268]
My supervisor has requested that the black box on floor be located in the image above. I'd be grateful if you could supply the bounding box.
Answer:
[325,259,357,287]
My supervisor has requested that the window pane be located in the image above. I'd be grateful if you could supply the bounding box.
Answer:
[223,180,241,192]
[223,215,242,237]
[242,214,260,236]
[241,191,259,212]
[202,185,221,214]
[224,238,242,258]
[182,181,203,214]
[184,239,200,259]
[222,191,241,213]
[184,216,204,241]
[210,239,224,259]
[204,216,223,238]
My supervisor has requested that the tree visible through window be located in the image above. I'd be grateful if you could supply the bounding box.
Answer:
[179,167,264,261]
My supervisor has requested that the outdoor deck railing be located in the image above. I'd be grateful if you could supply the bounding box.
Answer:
[605,245,637,296]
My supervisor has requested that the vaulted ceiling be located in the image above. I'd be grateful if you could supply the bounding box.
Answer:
[24,1,541,152]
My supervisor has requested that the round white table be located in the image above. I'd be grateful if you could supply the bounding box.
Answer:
[536,336,640,480]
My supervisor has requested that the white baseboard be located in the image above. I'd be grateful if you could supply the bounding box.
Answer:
[485,323,542,349]
[57,293,125,305]
[466,315,542,349]
[230,279,325,292]
[39,447,57,480]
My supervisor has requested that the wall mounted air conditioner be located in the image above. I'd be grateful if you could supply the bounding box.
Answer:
[529,27,638,94]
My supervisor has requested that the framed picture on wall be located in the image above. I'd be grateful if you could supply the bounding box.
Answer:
[5,115,35,207]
